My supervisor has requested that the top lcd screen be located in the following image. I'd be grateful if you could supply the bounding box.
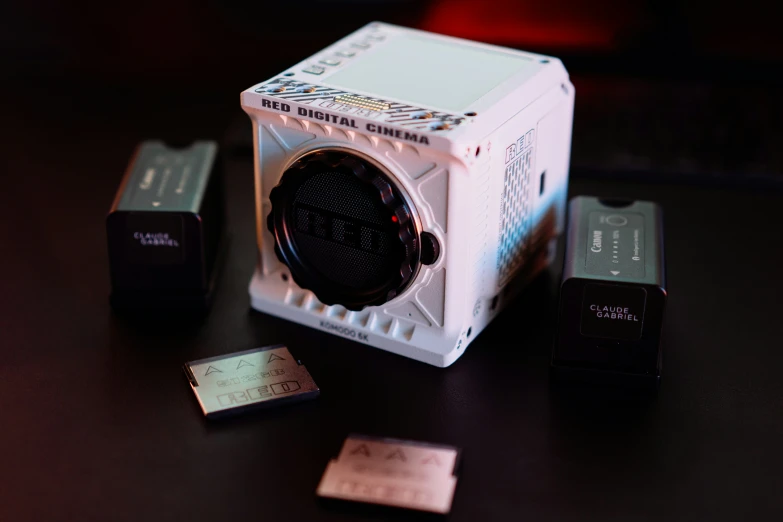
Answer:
[324,34,534,112]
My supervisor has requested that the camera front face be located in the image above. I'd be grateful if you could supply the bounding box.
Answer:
[241,22,574,366]
[266,149,423,311]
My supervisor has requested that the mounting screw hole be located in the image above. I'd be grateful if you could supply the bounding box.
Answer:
[283,72,294,77]
[540,59,550,64]
[281,273,289,282]
[467,327,472,338]
[464,111,477,117]
[475,146,481,157]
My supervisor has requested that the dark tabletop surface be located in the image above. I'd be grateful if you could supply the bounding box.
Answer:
[1,84,782,522]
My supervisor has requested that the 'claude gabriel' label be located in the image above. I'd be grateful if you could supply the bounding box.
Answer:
[125,212,184,265]
[580,283,646,341]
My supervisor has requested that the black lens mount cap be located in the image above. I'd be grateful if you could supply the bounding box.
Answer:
[267,150,420,310]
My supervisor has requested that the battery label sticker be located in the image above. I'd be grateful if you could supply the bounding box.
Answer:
[118,142,216,213]
[585,211,645,278]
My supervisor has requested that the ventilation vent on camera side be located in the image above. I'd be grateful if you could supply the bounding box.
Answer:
[471,151,493,301]
[497,146,533,285]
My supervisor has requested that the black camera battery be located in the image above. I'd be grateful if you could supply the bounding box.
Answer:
[552,197,667,389]
[107,141,226,312]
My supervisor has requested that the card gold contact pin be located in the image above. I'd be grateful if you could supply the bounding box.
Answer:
[334,94,391,111]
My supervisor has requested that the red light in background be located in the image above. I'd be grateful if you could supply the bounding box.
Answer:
[419,0,642,51]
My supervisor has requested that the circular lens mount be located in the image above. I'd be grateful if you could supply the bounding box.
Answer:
[267,149,420,311]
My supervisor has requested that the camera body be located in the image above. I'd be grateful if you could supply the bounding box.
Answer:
[241,22,574,366]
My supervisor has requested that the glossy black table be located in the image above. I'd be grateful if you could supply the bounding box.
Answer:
[2,90,782,522]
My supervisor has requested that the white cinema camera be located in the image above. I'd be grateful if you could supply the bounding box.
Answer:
[241,22,574,367]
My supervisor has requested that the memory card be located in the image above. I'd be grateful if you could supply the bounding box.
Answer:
[316,434,461,514]
[183,345,319,418]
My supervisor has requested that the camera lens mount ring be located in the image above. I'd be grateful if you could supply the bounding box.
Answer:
[267,149,421,310]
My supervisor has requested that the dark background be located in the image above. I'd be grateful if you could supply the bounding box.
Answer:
[2,1,783,521]
[4,0,783,185]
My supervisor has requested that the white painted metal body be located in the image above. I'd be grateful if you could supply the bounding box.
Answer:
[241,22,574,367]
